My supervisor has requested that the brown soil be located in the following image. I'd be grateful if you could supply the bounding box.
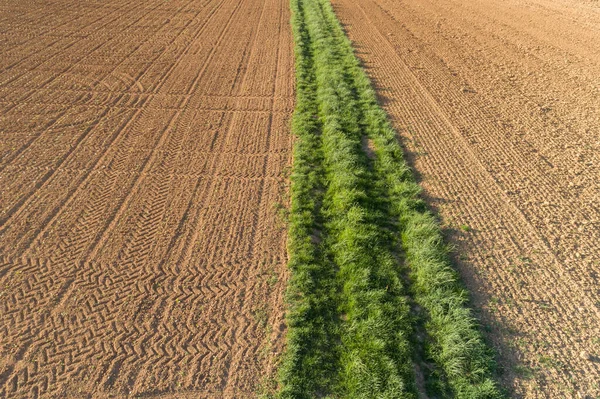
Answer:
[332,0,600,397]
[0,0,294,397]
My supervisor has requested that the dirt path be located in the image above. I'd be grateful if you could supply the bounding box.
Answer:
[331,0,600,397]
[0,0,294,397]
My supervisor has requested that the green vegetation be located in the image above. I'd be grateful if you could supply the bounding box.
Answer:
[279,0,504,397]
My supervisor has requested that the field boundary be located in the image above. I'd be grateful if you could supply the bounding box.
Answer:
[277,0,504,397]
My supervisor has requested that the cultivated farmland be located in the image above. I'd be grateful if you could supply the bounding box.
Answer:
[0,0,598,398]
[0,0,294,396]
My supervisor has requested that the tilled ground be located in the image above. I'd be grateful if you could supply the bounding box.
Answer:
[0,0,294,397]
[332,0,600,397]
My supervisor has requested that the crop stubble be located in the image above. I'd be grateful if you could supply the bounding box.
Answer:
[0,0,294,397]
[331,0,600,396]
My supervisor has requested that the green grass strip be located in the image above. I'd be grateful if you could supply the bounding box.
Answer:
[280,0,415,396]
[308,0,416,396]
[279,0,504,397]
[277,0,340,395]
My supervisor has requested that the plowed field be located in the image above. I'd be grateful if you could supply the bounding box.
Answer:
[332,0,600,396]
[0,0,294,397]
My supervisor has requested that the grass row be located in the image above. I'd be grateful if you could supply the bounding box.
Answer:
[309,0,416,395]
[278,0,504,397]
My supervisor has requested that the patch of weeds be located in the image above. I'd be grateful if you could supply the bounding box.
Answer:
[537,355,560,369]
[538,301,553,311]
[519,256,532,265]
[267,269,279,289]
[252,306,269,329]
[273,201,290,227]
[257,376,278,399]
[282,165,293,178]
[513,364,535,379]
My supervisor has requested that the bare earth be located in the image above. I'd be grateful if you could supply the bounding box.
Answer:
[332,0,600,397]
[0,0,294,397]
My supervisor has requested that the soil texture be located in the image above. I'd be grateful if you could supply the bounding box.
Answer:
[0,0,294,397]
